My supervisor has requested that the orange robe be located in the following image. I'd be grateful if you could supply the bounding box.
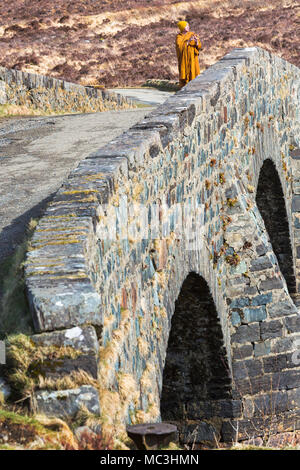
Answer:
[176,31,201,88]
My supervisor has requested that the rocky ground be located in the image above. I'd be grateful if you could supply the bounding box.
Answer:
[0,0,299,87]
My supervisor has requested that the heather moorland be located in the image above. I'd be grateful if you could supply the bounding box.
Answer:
[0,0,299,87]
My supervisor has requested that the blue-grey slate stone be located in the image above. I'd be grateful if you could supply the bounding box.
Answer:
[250,256,272,271]
[231,311,241,326]
[251,293,272,306]
[243,306,267,323]
[27,284,103,332]
[292,195,300,212]
[230,297,250,308]
[259,277,284,291]
[254,341,271,357]
[231,323,260,344]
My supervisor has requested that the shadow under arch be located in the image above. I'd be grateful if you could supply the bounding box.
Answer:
[160,272,232,444]
[256,159,296,296]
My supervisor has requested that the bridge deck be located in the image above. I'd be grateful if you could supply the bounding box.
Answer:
[0,106,157,263]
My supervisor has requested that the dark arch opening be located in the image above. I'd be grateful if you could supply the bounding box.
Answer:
[256,159,296,295]
[160,273,232,445]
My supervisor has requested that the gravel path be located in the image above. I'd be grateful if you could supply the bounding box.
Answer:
[0,107,156,263]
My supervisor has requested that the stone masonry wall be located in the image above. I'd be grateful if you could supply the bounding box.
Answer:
[0,66,134,114]
[19,47,300,442]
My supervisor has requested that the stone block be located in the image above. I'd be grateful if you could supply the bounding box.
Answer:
[254,340,271,357]
[256,244,267,256]
[27,282,103,332]
[284,315,300,334]
[186,399,242,419]
[271,337,298,354]
[233,374,273,397]
[263,354,287,373]
[231,311,241,326]
[244,286,258,295]
[260,320,283,340]
[259,278,284,291]
[31,326,99,379]
[232,344,253,360]
[250,256,272,271]
[35,386,100,418]
[232,359,263,380]
[230,297,250,308]
[273,369,300,390]
[231,323,260,344]
[243,391,289,418]
[251,293,272,306]
[243,306,267,323]
[292,195,300,212]
[230,261,247,275]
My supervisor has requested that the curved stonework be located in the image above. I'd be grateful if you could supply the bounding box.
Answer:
[0,66,133,113]
[23,47,300,442]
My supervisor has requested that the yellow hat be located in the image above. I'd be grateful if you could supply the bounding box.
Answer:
[177,21,188,32]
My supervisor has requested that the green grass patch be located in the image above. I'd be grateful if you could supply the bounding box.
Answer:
[0,408,44,429]
[0,406,78,449]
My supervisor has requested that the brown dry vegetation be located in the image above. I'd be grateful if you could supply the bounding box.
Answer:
[0,0,299,87]
[0,0,300,450]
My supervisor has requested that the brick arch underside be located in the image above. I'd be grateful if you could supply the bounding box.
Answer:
[160,272,234,445]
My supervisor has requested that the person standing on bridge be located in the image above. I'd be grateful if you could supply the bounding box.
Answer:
[176,21,202,89]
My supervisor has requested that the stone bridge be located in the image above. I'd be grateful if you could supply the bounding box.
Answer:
[21,47,300,444]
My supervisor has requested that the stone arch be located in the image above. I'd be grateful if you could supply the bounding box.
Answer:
[256,158,296,296]
[22,48,300,441]
[160,272,233,444]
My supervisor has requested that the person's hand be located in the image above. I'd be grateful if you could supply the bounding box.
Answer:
[187,35,196,45]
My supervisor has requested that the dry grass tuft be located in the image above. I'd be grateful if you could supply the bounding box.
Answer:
[37,370,98,391]
[34,413,78,449]
[4,333,85,402]
[118,373,138,403]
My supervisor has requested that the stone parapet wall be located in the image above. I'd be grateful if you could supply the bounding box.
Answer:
[19,47,300,442]
[0,66,134,113]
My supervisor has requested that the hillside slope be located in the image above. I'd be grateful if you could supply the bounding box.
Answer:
[0,0,299,88]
